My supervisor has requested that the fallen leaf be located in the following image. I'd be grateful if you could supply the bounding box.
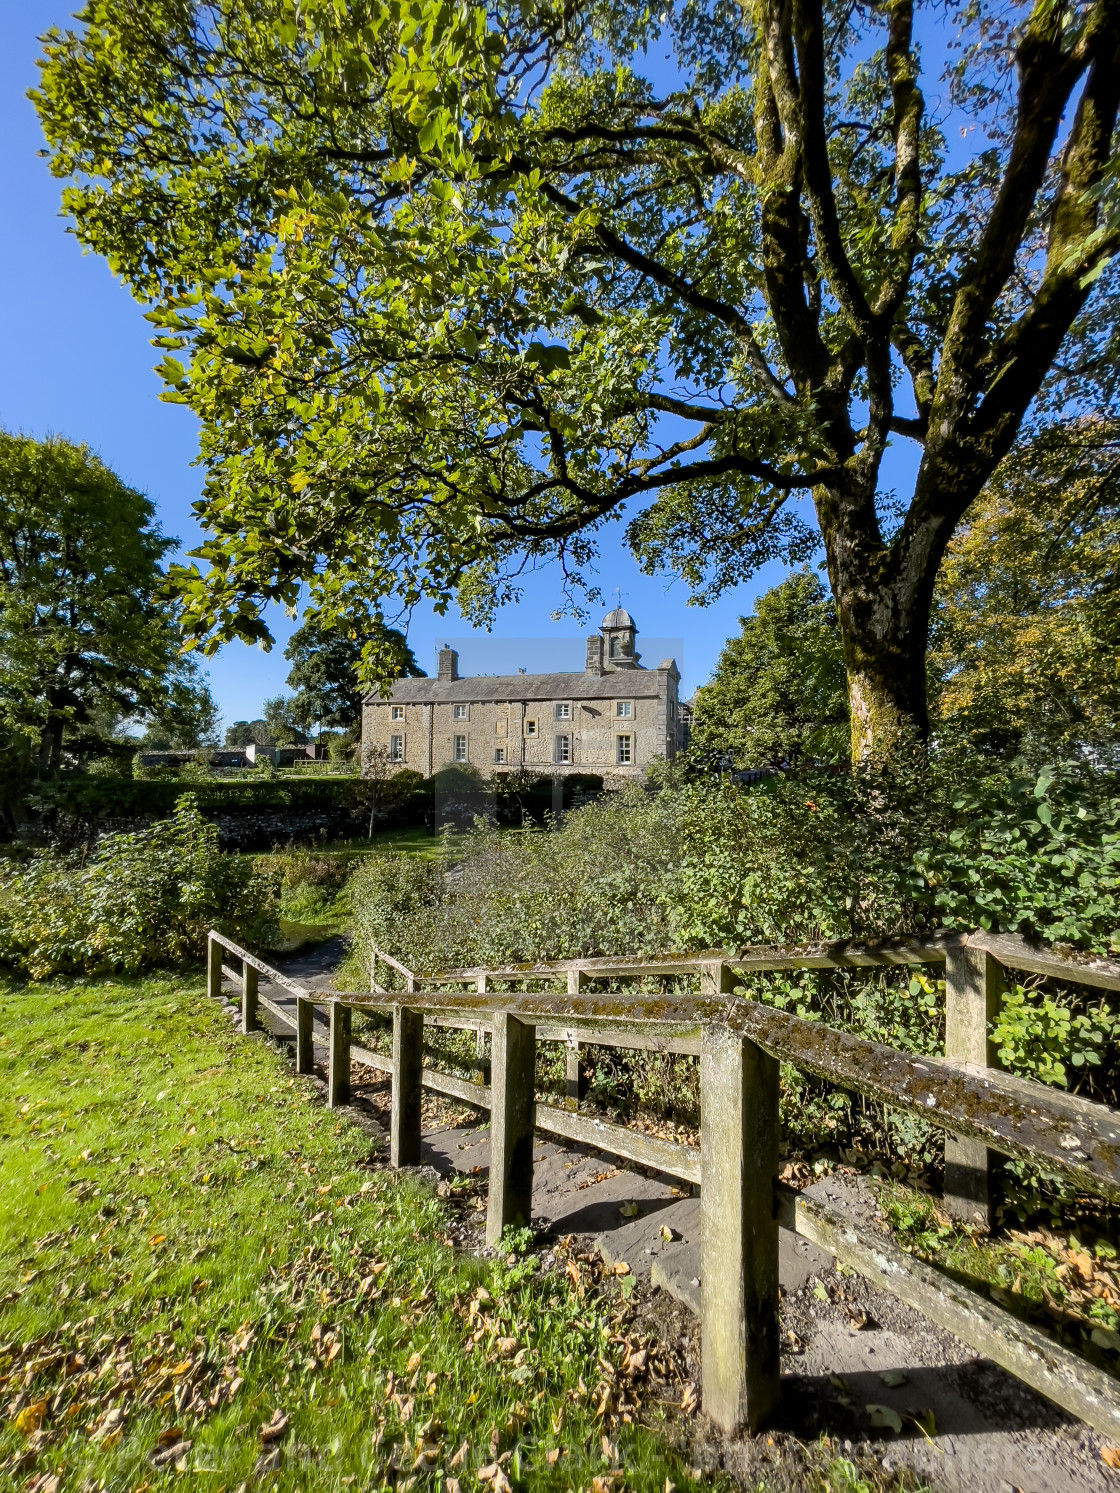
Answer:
[866,1403,903,1434]
[909,1408,937,1442]
[496,1337,518,1357]
[878,1370,908,1388]
[447,1480,462,1493]
[681,1381,699,1416]
[812,1282,829,1301]
[148,1233,166,1248]
[1101,1445,1120,1469]
[1093,1327,1120,1353]
[150,1437,193,1468]
[613,1261,631,1277]
[157,1426,185,1447]
[618,1203,639,1219]
[546,1448,560,1466]
[406,1351,423,1372]
[450,1439,470,1469]
[260,1409,290,1445]
[15,1399,47,1435]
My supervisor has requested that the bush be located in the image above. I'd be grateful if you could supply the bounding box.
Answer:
[0,795,277,979]
[343,758,1120,1166]
[345,782,683,981]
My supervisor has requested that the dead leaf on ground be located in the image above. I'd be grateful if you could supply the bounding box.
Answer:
[259,1409,290,1445]
[477,1462,513,1493]
[1101,1444,1120,1469]
[866,1403,903,1434]
[15,1400,47,1435]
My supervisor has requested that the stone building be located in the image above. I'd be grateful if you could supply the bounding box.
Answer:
[360,608,685,782]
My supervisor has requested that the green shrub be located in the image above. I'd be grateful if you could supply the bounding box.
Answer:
[341,758,1120,1166]
[0,795,277,979]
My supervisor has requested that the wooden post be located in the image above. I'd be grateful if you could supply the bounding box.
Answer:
[474,1025,489,1085]
[296,996,314,1074]
[328,1002,351,1109]
[700,1022,780,1434]
[391,1005,424,1167]
[943,945,1005,1228]
[241,961,259,1035]
[207,934,223,1001]
[701,959,736,997]
[566,968,586,1110]
[486,1010,537,1245]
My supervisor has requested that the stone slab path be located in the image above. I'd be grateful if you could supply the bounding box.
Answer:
[223,941,1119,1493]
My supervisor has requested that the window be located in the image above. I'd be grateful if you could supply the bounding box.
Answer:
[453,703,469,720]
[616,734,632,765]
[554,734,571,764]
[494,746,506,765]
[391,705,404,721]
[525,718,538,737]
[615,700,632,719]
[554,701,571,720]
[390,734,404,762]
[668,699,676,720]
[609,636,621,659]
[453,734,468,762]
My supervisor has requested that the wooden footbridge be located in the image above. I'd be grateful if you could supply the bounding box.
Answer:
[207,925,1120,1441]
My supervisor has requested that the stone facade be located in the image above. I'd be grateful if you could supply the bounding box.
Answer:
[361,609,686,781]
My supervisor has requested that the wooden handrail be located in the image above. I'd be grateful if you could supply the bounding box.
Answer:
[416,930,961,985]
[208,924,1120,1442]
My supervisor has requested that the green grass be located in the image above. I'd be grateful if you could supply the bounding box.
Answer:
[0,975,715,1492]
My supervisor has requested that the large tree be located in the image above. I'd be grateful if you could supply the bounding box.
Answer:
[931,421,1120,762]
[35,0,1120,759]
[690,570,848,767]
[285,615,424,732]
[0,432,209,772]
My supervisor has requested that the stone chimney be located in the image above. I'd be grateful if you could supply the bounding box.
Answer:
[437,646,459,681]
[585,633,604,675]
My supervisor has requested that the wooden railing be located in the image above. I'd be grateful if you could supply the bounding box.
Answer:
[207,925,1120,1441]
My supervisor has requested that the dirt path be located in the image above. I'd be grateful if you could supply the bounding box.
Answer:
[229,943,1118,1493]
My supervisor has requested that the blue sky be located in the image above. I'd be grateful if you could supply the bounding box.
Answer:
[0,5,940,728]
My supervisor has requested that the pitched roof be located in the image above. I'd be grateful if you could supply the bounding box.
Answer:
[364,664,676,706]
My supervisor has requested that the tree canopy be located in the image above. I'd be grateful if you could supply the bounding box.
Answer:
[0,432,210,773]
[284,614,424,731]
[690,570,848,767]
[34,0,1120,758]
[931,422,1120,763]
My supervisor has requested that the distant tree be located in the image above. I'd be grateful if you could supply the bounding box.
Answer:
[286,615,424,732]
[0,432,207,773]
[932,425,1120,763]
[261,694,311,746]
[691,572,849,768]
[224,720,254,748]
[138,672,221,750]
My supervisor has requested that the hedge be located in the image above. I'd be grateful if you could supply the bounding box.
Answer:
[27,774,389,819]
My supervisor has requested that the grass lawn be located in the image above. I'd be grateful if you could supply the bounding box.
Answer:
[0,976,703,1492]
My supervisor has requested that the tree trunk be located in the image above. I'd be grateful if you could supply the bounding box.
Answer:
[820,498,935,764]
[37,718,63,775]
